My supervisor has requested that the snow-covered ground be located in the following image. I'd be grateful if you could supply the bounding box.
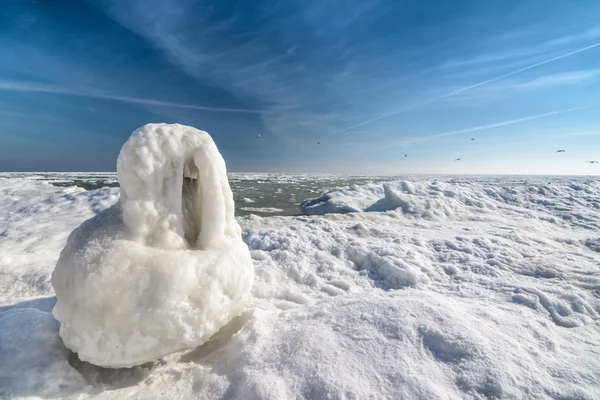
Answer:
[1,174,599,399]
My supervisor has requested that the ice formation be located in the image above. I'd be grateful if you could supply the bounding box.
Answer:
[299,183,383,215]
[50,124,254,367]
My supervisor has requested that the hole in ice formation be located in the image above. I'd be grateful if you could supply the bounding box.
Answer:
[182,158,201,247]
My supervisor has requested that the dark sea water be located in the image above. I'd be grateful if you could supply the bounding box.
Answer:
[0,172,385,217]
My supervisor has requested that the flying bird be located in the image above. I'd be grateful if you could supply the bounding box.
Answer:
[555,149,565,153]
[256,134,261,139]
[454,158,462,161]
[585,160,598,163]
[470,138,475,141]
[405,154,407,157]
[317,141,320,144]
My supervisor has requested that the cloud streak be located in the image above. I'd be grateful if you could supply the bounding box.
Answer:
[516,69,600,88]
[545,26,600,47]
[410,107,586,144]
[93,0,398,143]
[338,41,600,133]
[0,79,262,113]
[344,107,587,157]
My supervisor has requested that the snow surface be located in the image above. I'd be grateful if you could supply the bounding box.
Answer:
[1,173,599,399]
[50,124,254,368]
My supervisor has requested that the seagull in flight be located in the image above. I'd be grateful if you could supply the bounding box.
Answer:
[454,158,462,161]
[585,160,598,163]
[470,138,475,141]
[555,149,565,153]
[256,134,261,139]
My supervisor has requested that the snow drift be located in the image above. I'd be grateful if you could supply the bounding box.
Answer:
[300,178,600,227]
[299,182,384,215]
[51,123,254,368]
[2,173,600,398]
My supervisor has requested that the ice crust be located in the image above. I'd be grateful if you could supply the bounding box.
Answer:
[50,124,254,367]
[301,178,600,226]
[0,173,599,399]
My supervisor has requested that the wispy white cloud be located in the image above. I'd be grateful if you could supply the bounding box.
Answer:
[434,68,600,104]
[91,0,393,143]
[0,79,262,113]
[544,25,600,47]
[92,0,600,153]
[408,107,586,144]
[440,48,547,70]
[442,25,600,71]
[0,107,62,121]
[516,69,600,88]
[337,42,600,133]
[342,107,587,157]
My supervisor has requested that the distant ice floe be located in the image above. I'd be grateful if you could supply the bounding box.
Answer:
[240,207,285,213]
[51,124,254,367]
[299,182,384,215]
[300,179,600,229]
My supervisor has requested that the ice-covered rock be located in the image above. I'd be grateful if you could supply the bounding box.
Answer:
[51,123,254,368]
[299,183,384,215]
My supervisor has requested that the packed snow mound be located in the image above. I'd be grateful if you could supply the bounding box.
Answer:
[51,123,254,368]
[301,179,600,227]
[299,182,384,215]
[0,177,118,300]
[210,293,599,399]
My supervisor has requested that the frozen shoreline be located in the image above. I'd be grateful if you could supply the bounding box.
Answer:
[1,174,599,399]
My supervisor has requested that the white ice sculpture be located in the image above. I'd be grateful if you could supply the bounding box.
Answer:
[51,123,254,368]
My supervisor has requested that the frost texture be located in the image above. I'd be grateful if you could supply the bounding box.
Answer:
[2,173,599,398]
[51,123,254,368]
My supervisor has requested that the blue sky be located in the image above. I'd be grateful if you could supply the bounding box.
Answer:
[1,0,600,174]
